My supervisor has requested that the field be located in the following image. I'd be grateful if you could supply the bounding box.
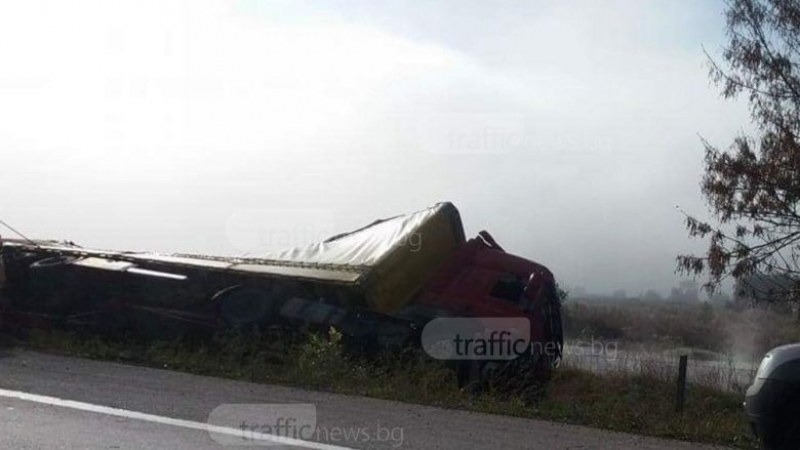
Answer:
[563,297,800,358]
[561,297,800,391]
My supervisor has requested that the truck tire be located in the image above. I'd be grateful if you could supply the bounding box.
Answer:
[215,286,276,329]
[215,282,312,329]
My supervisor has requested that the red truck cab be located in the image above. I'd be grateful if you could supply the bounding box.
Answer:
[405,231,564,371]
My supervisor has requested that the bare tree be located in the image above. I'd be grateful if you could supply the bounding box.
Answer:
[679,0,800,307]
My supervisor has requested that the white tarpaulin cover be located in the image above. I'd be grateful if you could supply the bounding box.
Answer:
[263,202,449,268]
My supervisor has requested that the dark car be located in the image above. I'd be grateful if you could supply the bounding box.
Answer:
[745,343,800,449]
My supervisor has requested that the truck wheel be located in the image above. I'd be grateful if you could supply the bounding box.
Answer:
[215,286,276,329]
[267,281,311,318]
[215,282,311,329]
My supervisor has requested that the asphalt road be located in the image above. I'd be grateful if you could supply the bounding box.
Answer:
[0,349,732,450]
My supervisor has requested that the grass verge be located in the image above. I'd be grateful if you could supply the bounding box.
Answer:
[11,328,758,449]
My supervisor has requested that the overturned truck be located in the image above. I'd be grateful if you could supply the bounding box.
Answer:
[0,202,562,378]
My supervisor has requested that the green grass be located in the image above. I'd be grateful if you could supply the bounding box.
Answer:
[11,328,758,449]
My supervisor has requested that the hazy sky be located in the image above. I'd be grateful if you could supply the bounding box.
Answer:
[0,0,752,295]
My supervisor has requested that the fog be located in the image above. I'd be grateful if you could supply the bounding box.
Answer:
[0,0,752,296]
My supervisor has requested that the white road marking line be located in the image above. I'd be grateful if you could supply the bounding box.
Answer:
[0,388,355,450]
